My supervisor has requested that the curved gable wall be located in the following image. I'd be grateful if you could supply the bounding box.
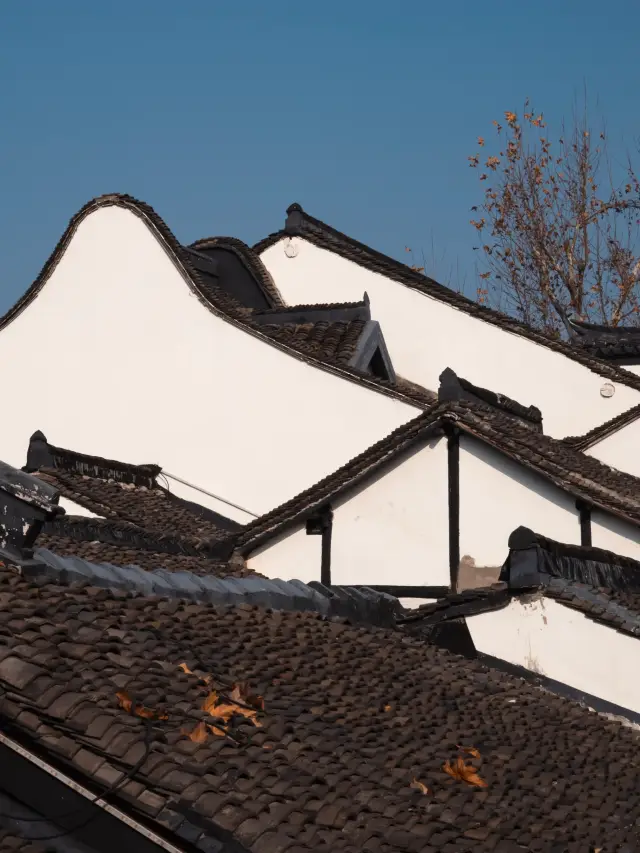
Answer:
[0,206,417,514]
[260,238,640,438]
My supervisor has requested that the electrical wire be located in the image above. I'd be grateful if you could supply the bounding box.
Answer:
[0,718,154,840]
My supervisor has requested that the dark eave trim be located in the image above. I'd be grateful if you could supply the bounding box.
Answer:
[564,403,640,451]
[477,652,640,727]
[0,730,193,853]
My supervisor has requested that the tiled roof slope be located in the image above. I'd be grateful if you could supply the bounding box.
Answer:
[3,194,432,411]
[189,235,286,308]
[564,402,640,451]
[26,433,249,576]
[234,399,640,554]
[255,203,640,393]
[256,318,367,367]
[2,567,640,851]
[568,317,640,361]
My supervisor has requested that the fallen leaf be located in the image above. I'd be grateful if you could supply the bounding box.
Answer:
[116,691,132,713]
[179,662,193,674]
[457,745,481,759]
[210,701,263,728]
[229,682,265,711]
[383,704,392,712]
[443,757,487,788]
[410,778,431,795]
[183,721,209,743]
[201,690,220,713]
[207,724,227,738]
[116,691,168,721]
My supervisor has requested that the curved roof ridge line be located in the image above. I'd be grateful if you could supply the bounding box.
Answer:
[2,193,431,411]
[253,202,640,394]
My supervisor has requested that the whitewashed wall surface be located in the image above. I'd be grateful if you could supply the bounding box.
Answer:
[261,237,640,437]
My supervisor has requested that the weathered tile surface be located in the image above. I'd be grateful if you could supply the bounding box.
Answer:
[1,566,639,851]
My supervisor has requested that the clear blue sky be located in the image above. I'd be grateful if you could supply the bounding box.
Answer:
[2,1,640,309]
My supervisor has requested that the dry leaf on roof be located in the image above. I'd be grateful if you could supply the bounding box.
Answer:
[443,757,487,788]
[410,778,431,795]
[208,724,227,738]
[115,691,169,722]
[183,720,209,743]
[201,690,220,714]
[178,662,193,675]
[229,681,265,711]
[383,704,392,712]
[209,701,262,728]
[457,744,481,759]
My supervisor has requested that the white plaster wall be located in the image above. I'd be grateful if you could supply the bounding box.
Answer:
[398,597,436,609]
[0,208,419,515]
[261,238,640,437]
[247,527,321,582]
[591,509,640,561]
[469,596,640,715]
[58,497,101,518]
[459,436,581,568]
[330,437,449,586]
[160,472,255,525]
[248,437,450,589]
[586,417,640,479]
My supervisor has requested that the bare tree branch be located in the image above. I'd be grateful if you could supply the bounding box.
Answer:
[469,99,640,334]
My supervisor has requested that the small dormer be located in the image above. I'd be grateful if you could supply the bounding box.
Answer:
[438,368,543,431]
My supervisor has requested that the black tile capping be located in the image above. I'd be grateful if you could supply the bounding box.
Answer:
[254,202,640,394]
[438,367,543,430]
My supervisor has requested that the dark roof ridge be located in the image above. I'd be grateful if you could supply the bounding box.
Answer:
[234,396,640,556]
[451,400,640,526]
[41,514,230,559]
[27,551,401,626]
[569,316,640,338]
[508,525,640,577]
[254,203,640,393]
[251,297,369,317]
[439,367,542,428]
[233,404,445,552]
[563,403,640,451]
[25,430,160,488]
[187,234,285,307]
[8,194,430,412]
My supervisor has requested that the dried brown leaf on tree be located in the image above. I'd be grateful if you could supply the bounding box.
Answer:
[410,778,431,795]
